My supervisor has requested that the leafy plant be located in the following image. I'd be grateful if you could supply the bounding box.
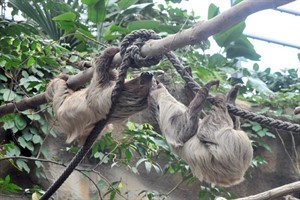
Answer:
[0,175,22,193]
[9,0,91,50]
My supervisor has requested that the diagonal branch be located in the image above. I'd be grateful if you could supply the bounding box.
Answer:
[0,0,295,117]
[235,181,300,200]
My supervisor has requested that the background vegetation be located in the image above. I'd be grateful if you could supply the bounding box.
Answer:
[0,0,299,199]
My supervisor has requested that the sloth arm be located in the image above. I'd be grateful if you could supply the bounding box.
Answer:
[155,87,208,147]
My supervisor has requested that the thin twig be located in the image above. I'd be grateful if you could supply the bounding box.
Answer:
[289,132,299,171]
[275,130,295,168]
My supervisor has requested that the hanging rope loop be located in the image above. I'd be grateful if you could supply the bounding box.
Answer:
[120,29,163,68]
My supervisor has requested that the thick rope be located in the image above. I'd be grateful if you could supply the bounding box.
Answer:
[40,30,163,200]
[40,29,300,199]
[165,52,300,133]
[40,51,124,200]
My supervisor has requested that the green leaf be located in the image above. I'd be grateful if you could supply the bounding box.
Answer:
[125,149,132,161]
[144,161,152,174]
[226,36,261,60]
[126,122,136,131]
[252,124,262,132]
[265,131,276,138]
[264,67,271,75]
[3,121,15,130]
[136,158,147,167]
[32,134,42,144]
[4,175,10,183]
[0,175,22,193]
[2,89,16,101]
[14,115,27,130]
[16,159,30,173]
[27,57,35,67]
[81,0,99,6]
[253,63,259,71]
[17,137,34,151]
[152,164,162,174]
[0,74,7,82]
[298,53,300,61]
[69,55,79,63]
[128,20,160,31]
[53,12,76,21]
[118,0,138,10]
[35,161,43,168]
[87,0,106,23]
[214,22,245,47]
[18,137,27,148]
[208,3,219,19]
[257,130,266,137]
[247,77,274,95]
[131,167,138,174]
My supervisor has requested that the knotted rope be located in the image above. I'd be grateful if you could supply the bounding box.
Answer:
[41,28,300,199]
[165,50,300,133]
[40,30,162,200]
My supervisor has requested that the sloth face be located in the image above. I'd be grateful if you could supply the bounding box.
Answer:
[111,72,155,121]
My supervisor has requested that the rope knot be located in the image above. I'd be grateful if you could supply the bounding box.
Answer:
[120,29,163,68]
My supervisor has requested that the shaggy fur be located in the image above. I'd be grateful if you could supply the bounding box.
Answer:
[45,47,154,144]
[149,80,253,187]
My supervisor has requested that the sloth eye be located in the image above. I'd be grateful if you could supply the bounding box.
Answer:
[199,136,216,146]
[201,140,216,146]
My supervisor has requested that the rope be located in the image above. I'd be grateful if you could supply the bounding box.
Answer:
[165,52,300,133]
[40,30,162,199]
[41,28,300,199]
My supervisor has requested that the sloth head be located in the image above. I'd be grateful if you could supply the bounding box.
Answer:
[111,72,155,120]
[295,106,300,115]
[183,127,253,187]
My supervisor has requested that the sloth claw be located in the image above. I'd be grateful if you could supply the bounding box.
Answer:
[204,79,220,90]
[227,83,242,105]
[57,74,69,81]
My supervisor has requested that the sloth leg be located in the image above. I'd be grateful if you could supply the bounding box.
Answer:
[45,74,70,108]
[226,84,242,129]
[182,80,220,142]
[187,80,219,120]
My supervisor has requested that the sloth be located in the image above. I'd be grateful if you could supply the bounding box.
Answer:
[295,106,300,115]
[148,80,253,187]
[45,47,154,144]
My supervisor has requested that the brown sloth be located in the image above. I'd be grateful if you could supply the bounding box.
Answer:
[148,80,253,187]
[45,47,154,144]
[295,106,300,115]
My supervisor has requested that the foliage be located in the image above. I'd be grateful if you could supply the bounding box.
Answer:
[9,0,91,50]
[0,16,76,179]
[208,3,260,60]
[88,122,194,199]
[0,175,22,193]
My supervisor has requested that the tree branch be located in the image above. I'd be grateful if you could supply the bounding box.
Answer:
[235,181,300,200]
[0,0,295,117]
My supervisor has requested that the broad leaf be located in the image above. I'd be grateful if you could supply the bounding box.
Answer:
[208,3,219,19]
[247,77,274,95]
[14,115,27,130]
[87,0,106,23]
[118,0,139,10]
[53,12,76,21]
[2,89,16,101]
[128,20,160,31]
[214,22,245,48]
[16,159,30,173]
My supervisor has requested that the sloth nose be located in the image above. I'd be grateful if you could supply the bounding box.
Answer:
[140,72,153,84]
[141,72,153,77]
